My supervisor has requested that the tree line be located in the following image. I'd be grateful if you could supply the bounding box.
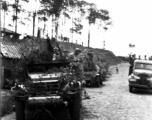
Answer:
[1,0,112,47]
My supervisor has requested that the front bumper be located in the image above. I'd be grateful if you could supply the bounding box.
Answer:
[129,83,150,89]
[129,78,152,89]
[26,96,68,109]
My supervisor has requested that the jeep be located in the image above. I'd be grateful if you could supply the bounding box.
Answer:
[128,60,152,93]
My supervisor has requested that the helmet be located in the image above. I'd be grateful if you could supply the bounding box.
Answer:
[87,52,94,57]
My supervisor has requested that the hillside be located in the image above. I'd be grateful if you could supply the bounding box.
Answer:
[59,42,119,65]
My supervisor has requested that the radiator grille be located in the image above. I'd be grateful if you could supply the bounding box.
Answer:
[31,81,60,95]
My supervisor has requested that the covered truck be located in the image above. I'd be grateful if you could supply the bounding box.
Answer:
[12,60,83,120]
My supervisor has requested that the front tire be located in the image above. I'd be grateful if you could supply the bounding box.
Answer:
[129,86,133,93]
[100,75,103,85]
[70,92,81,120]
[96,76,101,87]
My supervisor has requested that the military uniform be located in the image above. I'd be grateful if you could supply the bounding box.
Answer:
[129,55,136,75]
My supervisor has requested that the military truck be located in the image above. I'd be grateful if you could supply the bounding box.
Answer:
[12,37,83,120]
[76,49,103,87]
[12,60,83,120]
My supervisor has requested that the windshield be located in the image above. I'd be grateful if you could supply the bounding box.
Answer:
[27,62,70,73]
[134,63,152,71]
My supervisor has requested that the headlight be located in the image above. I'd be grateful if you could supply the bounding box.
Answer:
[129,74,139,80]
[133,71,139,76]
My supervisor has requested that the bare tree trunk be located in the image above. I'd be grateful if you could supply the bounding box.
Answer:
[55,17,59,40]
[88,24,90,48]
[37,14,40,37]
[33,12,36,37]
[61,15,64,41]
[64,14,66,42]
[33,0,37,37]
[15,11,17,33]
[51,15,54,38]
[15,0,19,33]
[71,16,73,44]
[43,23,45,38]
[3,11,5,31]
[43,15,45,38]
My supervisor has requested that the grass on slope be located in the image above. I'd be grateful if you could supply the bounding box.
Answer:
[59,42,119,65]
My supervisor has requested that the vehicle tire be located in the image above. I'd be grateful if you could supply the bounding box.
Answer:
[100,75,103,85]
[129,86,133,93]
[102,74,105,81]
[96,76,100,87]
[14,98,26,120]
[70,92,81,120]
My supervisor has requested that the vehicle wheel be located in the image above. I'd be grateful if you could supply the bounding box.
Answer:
[14,99,26,120]
[102,74,105,81]
[70,92,81,120]
[86,81,91,87]
[129,86,133,93]
[96,77,100,87]
[100,75,103,85]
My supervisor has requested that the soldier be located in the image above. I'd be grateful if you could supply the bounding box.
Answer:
[53,48,61,60]
[138,55,141,60]
[86,51,96,71]
[68,48,82,61]
[129,54,133,75]
[130,54,136,75]
[144,55,147,60]
[63,49,69,59]
[116,65,119,74]
[133,54,136,60]
[74,48,82,56]
[96,58,106,81]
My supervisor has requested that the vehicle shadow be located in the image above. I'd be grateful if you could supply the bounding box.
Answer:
[25,108,71,120]
[133,88,152,95]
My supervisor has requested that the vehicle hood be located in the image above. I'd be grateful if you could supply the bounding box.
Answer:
[28,73,62,80]
[133,69,152,77]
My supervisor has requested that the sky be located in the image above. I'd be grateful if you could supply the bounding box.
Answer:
[86,0,152,58]
[1,0,152,59]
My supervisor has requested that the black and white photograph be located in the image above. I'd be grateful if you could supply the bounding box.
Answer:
[0,0,152,120]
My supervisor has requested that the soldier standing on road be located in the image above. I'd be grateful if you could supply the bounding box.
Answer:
[131,54,136,74]
[128,55,133,75]
[86,51,96,71]
[144,55,147,60]
[129,54,136,75]
[138,55,141,60]
[116,65,119,74]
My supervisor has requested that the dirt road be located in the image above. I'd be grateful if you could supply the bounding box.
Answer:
[82,63,152,120]
[2,63,152,120]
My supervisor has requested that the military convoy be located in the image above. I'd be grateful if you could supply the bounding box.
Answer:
[11,41,109,120]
